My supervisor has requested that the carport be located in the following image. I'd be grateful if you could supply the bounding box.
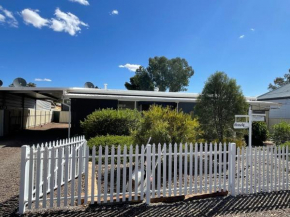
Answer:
[0,87,67,137]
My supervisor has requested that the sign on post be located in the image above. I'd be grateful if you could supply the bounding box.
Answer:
[233,122,249,129]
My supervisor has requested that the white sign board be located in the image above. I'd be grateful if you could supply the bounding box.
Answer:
[233,122,249,129]
[252,115,265,122]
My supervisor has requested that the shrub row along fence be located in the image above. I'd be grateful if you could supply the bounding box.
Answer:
[19,139,290,214]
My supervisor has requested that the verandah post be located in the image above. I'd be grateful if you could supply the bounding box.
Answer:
[229,143,236,196]
[19,145,30,214]
[146,144,151,205]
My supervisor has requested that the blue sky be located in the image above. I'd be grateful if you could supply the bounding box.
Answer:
[0,0,290,97]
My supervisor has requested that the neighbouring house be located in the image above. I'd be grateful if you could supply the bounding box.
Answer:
[0,86,279,137]
[258,83,290,131]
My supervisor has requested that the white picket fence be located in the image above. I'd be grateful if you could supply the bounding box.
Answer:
[19,136,87,214]
[19,140,290,214]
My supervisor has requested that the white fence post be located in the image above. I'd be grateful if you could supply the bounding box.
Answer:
[229,143,236,196]
[19,145,30,214]
[146,144,151,205]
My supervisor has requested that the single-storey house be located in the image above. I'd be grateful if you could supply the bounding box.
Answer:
[0,86,280,137]
[258,83,290,130]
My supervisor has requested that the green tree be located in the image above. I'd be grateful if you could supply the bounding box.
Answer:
[27,82,36,87]
[125,56,194,92]
[268,69,290,91]
[195,72,248,142]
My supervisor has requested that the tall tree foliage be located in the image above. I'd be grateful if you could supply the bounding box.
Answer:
[125,56,194,92]
[268,69,290,91]
[195,72,248,142]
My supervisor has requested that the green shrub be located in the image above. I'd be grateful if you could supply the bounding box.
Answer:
[244,122,269,146]
[272,121,290,145]
[88,135,134,152]
[133,105,202,145]
[81,109,141,139]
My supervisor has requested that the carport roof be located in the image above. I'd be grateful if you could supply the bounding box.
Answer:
[0,87,66,100]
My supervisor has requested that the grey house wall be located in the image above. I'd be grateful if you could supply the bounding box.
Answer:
[262,99,290,130]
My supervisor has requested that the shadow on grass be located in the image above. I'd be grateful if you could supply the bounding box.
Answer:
[2,191,290,217]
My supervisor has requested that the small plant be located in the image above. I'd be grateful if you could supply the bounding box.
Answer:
[80,108,141,139]
[272,122,290,145]
[244,122,269,147]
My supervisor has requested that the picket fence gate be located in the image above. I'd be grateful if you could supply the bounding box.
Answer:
[19,138,290,214]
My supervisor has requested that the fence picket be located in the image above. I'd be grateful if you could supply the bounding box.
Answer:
[241,147,244,194]
[111,146,116,202]
[219,143,222,192]
[194,143,198,194]
[128,145,133,201]
[84,145,89,204]
[270,146,273,192]
[214,143,217,193]
[205,143,208,193]
[245,147,249,194]
[104,146,109,203]
[223,143,226,192]
[140,145,144,200]
[91,146,96,204]
[70,147,75,206]
[157,144,161,198]
[258,147,261,193]
[282,146,285,190]
[184,143,188,196]
[163,144,167,197]
[278,146,281,191]
[152,144,156,198]
[64,146,69,207]
[57,147,63,207]
[286,146,289,190]
[134,145,139,200]
[199,143,203,194]
[122,145,127,202]
[43,147,48,208]
[189,143,193,194]
[262,147,265,192]
[237,147,240,195]
[97,146,102,204]
[173,143,177,196]
[254,147,257,194]
[168,144,172,197]
[274,146,277,191]
[117,146,121,202]
[266,146,270,192]
[35,146,41,209]
[28,147,34,209]
[179,143,182,196]
[77,146,83,205]
[209,143,213,194]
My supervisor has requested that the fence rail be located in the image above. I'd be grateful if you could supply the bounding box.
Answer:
[19,140,290,214]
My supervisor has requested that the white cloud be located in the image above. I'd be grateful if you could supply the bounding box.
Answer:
[21,9,49,28]
[50,8,88,36]
[239,35,245,39]
[69,0,90,6]
[0,14,5,23]
[35,78,52,82]
[21,8,88,36]
[119,64,140,72]
[110,10,119,15]
[251,28,255,31]
[0,5,18,27]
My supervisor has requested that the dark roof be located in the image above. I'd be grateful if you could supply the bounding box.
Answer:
[258,83,290,100]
